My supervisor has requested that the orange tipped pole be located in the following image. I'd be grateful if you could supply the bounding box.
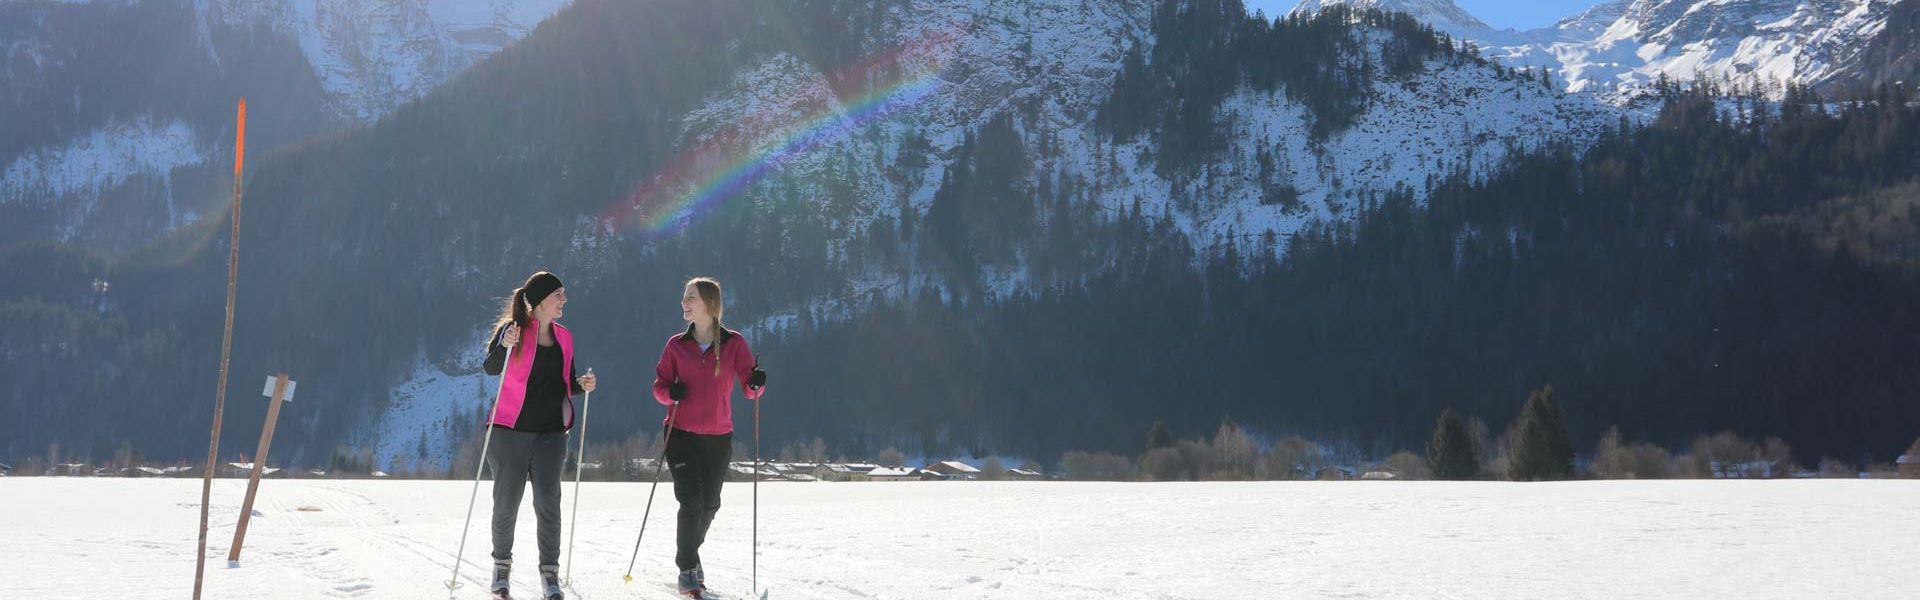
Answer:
[195,97,247,600]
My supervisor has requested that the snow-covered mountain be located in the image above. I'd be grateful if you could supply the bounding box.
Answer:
[1822,0,1920,91]
[357,0,1619,469]
[203,0,570,122]
[0,0,567,251]
[1290,0,1906,100]
[602,0,1612,260]
[1,0,1624,467]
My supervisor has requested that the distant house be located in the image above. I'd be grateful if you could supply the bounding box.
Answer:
[819,464,871,482]
[0,462,13,474]
[223,462,282,477]
[766,463,819,481]
[370,470,390,478]
[868,467,917,482]
[628,458,664,476]
[926,460,982,480]
[125,466,168,477]
[1360,471,1397,480]
[1005,468,1043,481]
[1899,454,1917,466]
[729,464,759,480]
[916,469,949,481]
[728,462,781,481]
[55,463,90,476]
[308,470,330,478]
[1315,466,1356,481]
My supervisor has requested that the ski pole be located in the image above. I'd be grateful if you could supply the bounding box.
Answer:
[447,330,516,597]
[564,367,594,586]
[752,390,762,597]
[623,400,680,583]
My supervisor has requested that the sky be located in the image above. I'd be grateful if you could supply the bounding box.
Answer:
[1243,0,1615,31]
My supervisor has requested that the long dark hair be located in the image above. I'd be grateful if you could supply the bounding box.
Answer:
[496,271,561,332]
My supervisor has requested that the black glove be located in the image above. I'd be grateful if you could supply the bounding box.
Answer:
[668,381,688,401]
[747,368,767,390]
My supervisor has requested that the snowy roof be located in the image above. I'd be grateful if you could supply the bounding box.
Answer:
[934,461,981,473]
[1361,471,1398,480]
[1007,468,1041,476]
[226,462,282,475]
[843,463,882,471]
[371,471,390,477]
[1899,454,1917,465]
[130,466,166,475]
[868,467,916,477]
[730,464,780,477]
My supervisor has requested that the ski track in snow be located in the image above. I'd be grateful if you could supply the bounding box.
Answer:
[3,478,1918,599]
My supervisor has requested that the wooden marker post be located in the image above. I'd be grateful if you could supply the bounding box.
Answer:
[228,373,295,566]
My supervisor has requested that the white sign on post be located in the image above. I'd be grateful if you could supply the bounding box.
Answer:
[232,373,296,566]
[262,376,296,402]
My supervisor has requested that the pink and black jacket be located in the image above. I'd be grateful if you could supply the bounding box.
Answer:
[651,324,764,435]
[482,321,580,431]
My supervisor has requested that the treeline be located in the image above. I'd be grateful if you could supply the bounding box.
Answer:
[762,80,1920,463]
[1056,387,1920,482]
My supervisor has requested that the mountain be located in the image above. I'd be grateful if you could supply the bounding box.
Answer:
[0,0,567,253]
[1821,0,1920,93]
[1286,0,1492,32]
[1291,0,1906,101]
[5,0,1916,470]
[0,0,1619,467]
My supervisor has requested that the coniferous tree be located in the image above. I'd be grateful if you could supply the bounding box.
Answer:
[1427,407,1480,480]
[1508,386,1575,481]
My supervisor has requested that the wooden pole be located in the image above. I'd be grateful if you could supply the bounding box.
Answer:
[195,97,246,600]
[229,374,290,565]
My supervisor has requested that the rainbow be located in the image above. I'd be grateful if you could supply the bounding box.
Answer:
[604,30,961,237]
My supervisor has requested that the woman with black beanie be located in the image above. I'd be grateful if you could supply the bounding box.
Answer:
[481,271,597,600]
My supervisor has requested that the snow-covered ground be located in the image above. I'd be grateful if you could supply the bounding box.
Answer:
[4,478,1917,599]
